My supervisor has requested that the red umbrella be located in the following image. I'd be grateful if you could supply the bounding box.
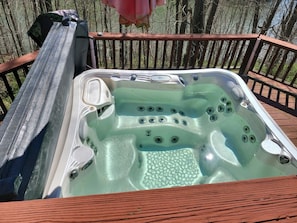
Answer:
[102,0,166,28]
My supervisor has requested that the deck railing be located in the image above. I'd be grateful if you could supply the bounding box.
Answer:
[0,51,38,120]
[89,32,258,71]
[243,35,297,116]
[1,33,297,120]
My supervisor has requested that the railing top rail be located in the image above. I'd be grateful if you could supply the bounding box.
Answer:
[259,35,297,52]
[0,51,38,75]
[90,32,259,41]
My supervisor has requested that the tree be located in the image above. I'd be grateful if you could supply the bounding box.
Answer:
[279,1,297,42]
[192,0,204,34]
[178,0,189,34]
[0,1,23,57]
[205,0,219,34]
[260,0,282,34]
[0,0,296,64]
[39,0,53,13]
[252,0,260,33]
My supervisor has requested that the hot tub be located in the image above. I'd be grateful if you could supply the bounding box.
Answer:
[43,68,297,198]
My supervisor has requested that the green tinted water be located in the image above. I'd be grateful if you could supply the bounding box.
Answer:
[67,82,296,196]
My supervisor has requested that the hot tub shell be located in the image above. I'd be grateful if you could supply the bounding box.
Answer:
[43,68,297,198]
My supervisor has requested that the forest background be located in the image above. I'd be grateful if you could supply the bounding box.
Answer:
[0,0,296,63]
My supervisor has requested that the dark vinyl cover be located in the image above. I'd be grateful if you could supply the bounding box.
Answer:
[0,12,89,201]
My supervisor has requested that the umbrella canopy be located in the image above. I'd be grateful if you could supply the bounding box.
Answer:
[102,0,166,28]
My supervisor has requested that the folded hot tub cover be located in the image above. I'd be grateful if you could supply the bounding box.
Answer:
[27,9,79,47]
[102,0,166,28]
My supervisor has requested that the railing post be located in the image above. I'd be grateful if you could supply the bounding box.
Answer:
[239,37,262,81]
[0,98,7,119]
[1,75,15,101]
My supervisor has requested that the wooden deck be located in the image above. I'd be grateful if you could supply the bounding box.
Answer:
[0,102,297,222]
[262,102,297,146]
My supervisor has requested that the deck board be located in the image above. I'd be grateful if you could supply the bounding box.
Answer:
[262,102,297,146]
[1,175,297,222]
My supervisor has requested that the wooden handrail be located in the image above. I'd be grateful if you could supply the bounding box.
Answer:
[0,51,38,120]
[90,33,297,53]
[90,32,259,41]
[259,34,297,52]
[0,51,38,75]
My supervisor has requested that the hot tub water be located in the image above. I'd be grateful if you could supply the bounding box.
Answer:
[44,69,297,198]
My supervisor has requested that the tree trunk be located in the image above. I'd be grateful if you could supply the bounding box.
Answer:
[260,0,282,34]
[43,0,53,12]
[252,0,260,33]
[103,5,109,32]
[0,19,11,62]
[39,0,52,13]
[192,0,204,34]
[23,0,34,50]
[1,1,23,57]
[205,0,219,34]
[189,0,207,67]
[93,0,99,31]
[175,0,188,67]
[73,0,79,14]
[175,0,180,34]
[53,0,60,9]
[239,4,248,33]
[179,0,188,34]
[280,2,297,41]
